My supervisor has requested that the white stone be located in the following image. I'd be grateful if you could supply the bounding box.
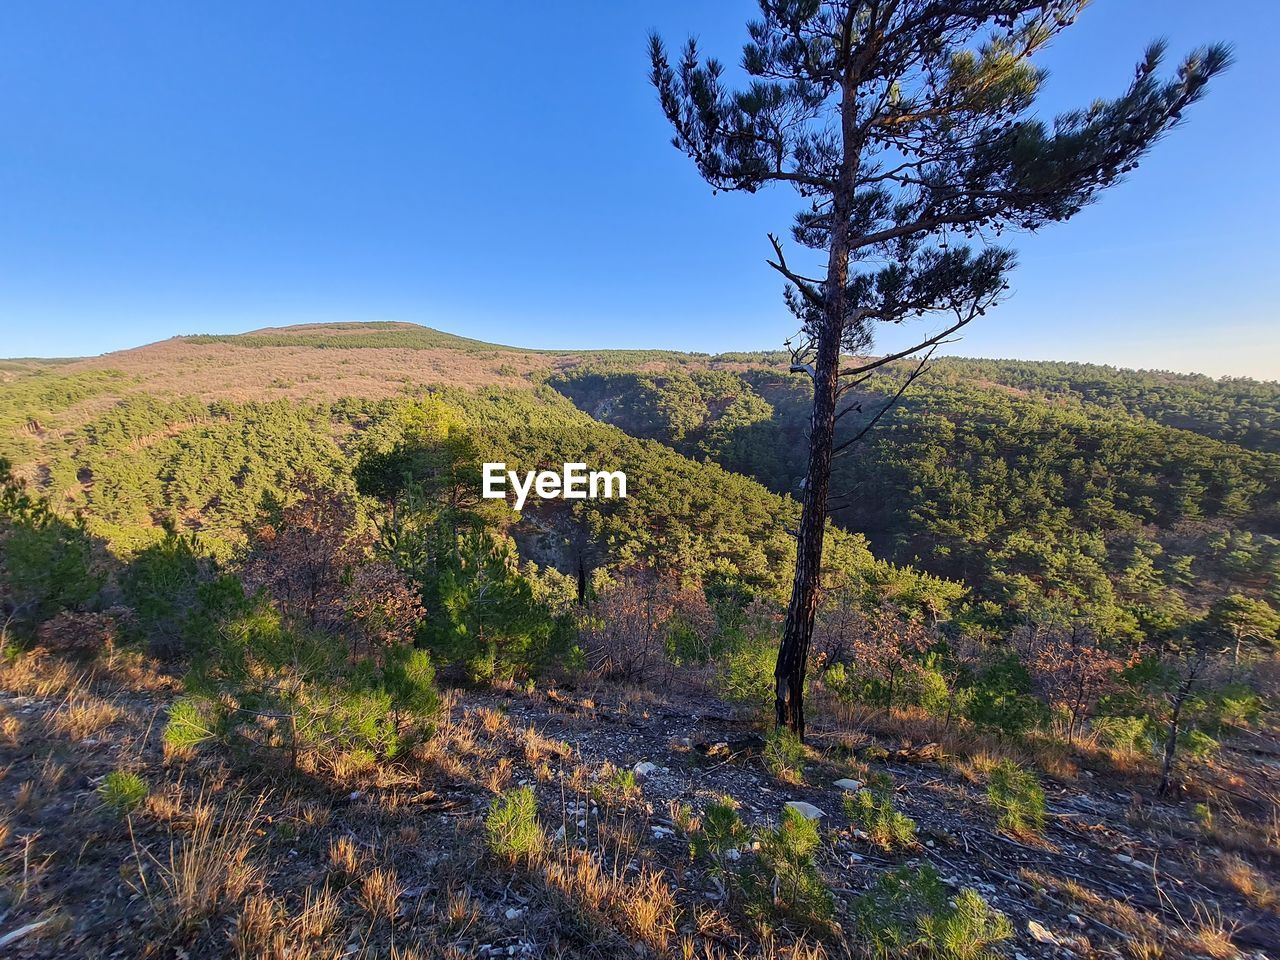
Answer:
[833,778,863,791]
[785,800,825,820]
[633,761,657,778]
[1027,920,1059,946]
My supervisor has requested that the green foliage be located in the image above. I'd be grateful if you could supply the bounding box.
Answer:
[1092,715,1154,754]
[1191,802,1214,831]
[485,786,544,861]
[382,647,441,721]
[719,635,777,715]
[687,796,749,879]
[844,774,917,851]
[0,460,103,635]
[855,865,1011,960]
[119,525,234,658]
[964,657,1047,736]
[163,697,218,751]
[171,592,437,770]
[763,726,806,783]
[915,888,1015,960]
[181,322,508,353]
[97,770,148,815]
[553,361,1280,642]
[430,531,567,681]
[753,807,833,927]
[986,761,1046,837]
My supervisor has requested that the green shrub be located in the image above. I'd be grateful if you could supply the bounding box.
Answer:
[688,796,750,879]
[754,806,833,927]
[720,639,776,716]
[855,865,1011,960]
[1092,715,1153,753]
[986,760,1046,836]
[844,773,917,850]
[916,887,1014,959]
[1191,802,1214,831]
[167,597,438,770]
[162,697,218,751]
[1180,727,1220,764]
[763,726,806,783]
[0,461,103,636]
[965,657,1048,736]
[485,786,544,861]
[98,770,147,814]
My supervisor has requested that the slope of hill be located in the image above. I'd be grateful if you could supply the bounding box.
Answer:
[4,321,1280,960]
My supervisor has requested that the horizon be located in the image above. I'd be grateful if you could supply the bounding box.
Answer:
[4,318,1276,385]
[2,1,1278,379]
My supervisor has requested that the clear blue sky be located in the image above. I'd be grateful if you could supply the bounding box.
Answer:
[1,2,1276,379]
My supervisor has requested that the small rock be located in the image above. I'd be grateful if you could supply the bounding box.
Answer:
[633,761,657,778]
[1068,913,1084,927]
[1027,920,1059,946]
[349,790,363,801]
[785,801,825,820]
[833,778,863,791]
[725,848,741,861]
[504,907,523,921]
[554,825,566,841]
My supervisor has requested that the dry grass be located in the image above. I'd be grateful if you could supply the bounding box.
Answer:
[231,893,285,960]
[296,884,341,941]
[141,793,263,932]
[521,726,572,766]
[484,756,513,794]
[1020,869,1153,939]
[14,779,37,813]
[45,693,122,740]
[328,835,364,877]
[1214,852,1278,910]
[1,713,21,746]
[620,866,677,952]
[359,866,402,921]
[1181,902,1240,959]
[444,887,480,934]
[473,706,509,736]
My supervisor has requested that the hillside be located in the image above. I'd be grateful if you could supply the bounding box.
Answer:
[2,321,1279,960]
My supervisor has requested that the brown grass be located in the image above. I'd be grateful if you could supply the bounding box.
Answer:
[142,794,263,932]
[359,866,402,921]
[620,866,678,952]
[1214,852,1278,910]
[328,835,364,877]
[45,693,122,740]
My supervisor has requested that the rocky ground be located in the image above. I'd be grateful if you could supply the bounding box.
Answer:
[1,653,1276,959]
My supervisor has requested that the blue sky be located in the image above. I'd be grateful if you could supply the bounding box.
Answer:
[1,1,1276,379]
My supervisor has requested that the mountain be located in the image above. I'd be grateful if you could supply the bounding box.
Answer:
[3,321,1277,628]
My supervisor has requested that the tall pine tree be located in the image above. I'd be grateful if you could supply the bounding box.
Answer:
[650,1,1228,736]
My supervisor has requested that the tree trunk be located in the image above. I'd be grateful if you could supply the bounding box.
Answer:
[774,296,844,739]
[1158,698,1182,797]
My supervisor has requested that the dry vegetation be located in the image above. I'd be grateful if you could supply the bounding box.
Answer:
[1,646,1276,959]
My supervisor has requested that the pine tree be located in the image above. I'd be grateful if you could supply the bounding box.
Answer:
[650,1,1228,736]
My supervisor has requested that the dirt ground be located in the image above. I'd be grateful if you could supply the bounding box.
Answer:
[1,654,1277,959]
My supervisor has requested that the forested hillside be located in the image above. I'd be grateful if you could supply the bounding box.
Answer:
[551,362,1280,636]
[3,322,1279,959]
